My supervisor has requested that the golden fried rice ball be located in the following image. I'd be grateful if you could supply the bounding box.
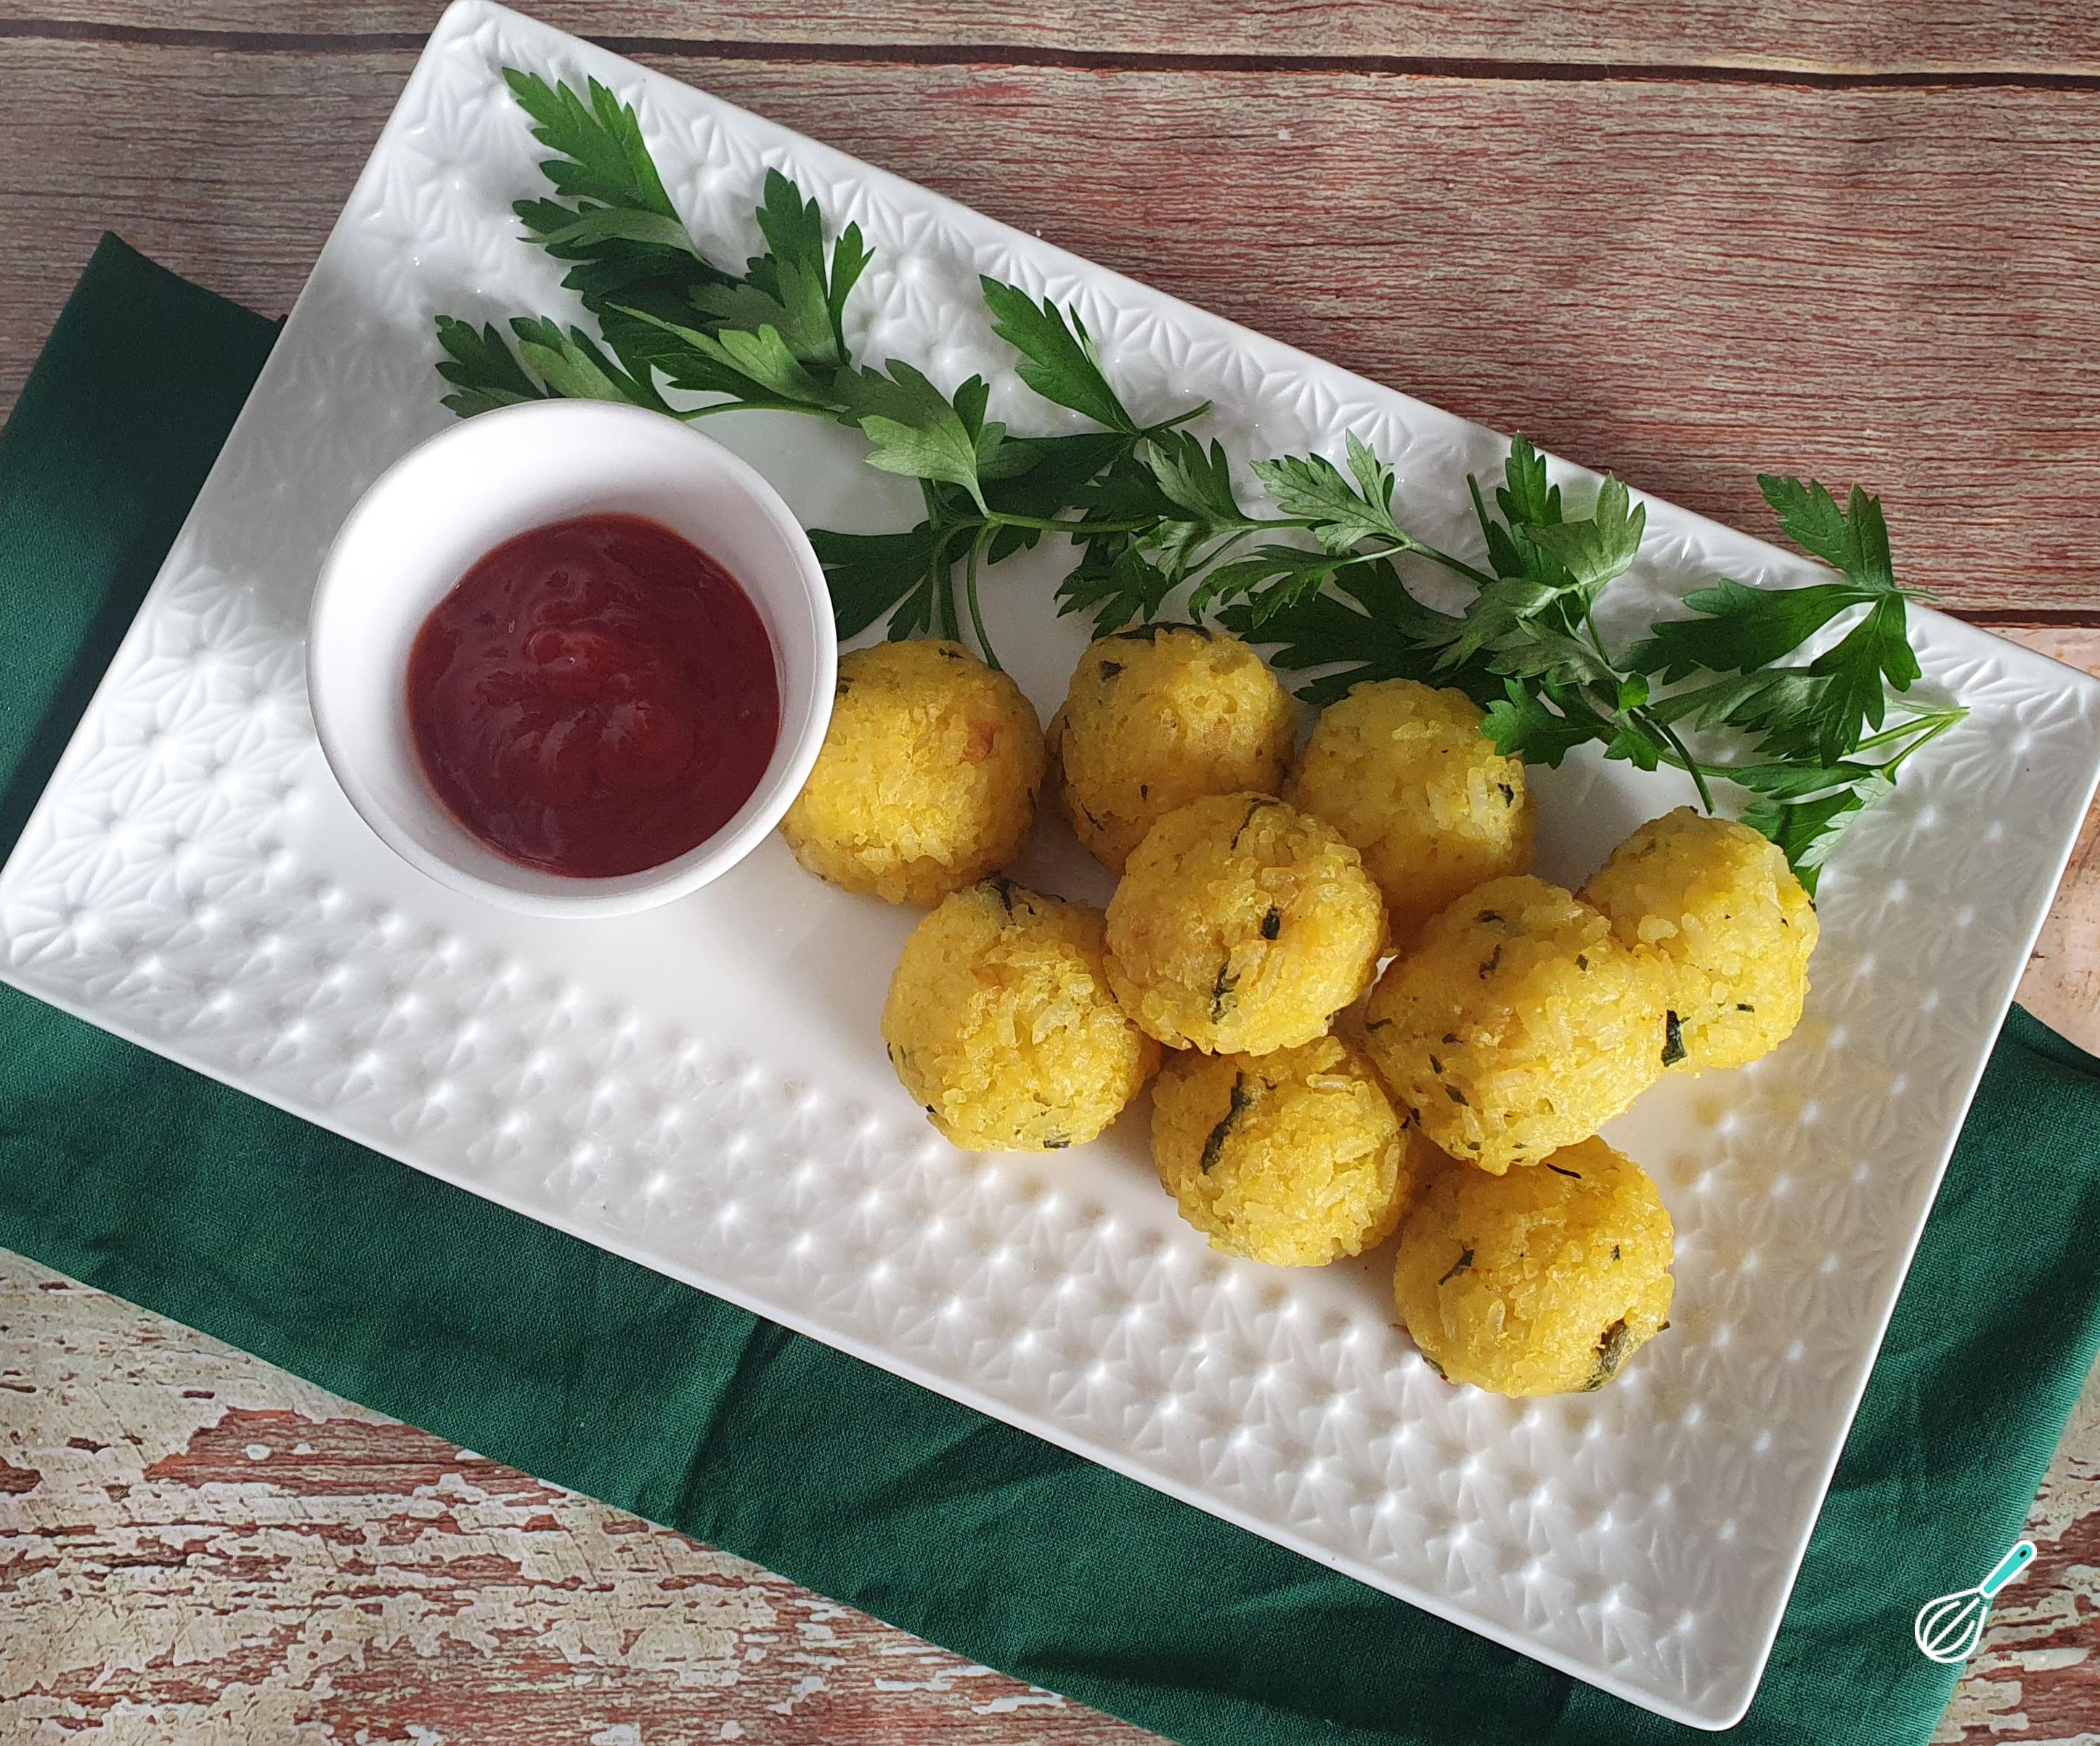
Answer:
[1285,679,1534,946]
[1364,876,1668,1172]
[780,640,1045,905]
[1582,807,1819,1073]
[1393,1136,1675,1395]
[1105,794,1386,1056]
[1151,1035,1429,1265]
[1049,625,1297,871]
[881,878,1159,1152]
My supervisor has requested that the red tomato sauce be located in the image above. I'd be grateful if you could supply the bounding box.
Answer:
[406,514,780,878]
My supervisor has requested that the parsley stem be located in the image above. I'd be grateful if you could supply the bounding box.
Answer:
[964,526,999,670]
[1639,711,1718,812]
[1877,707,1964,775]
[922,483,964,642]
[1315,539,1498,593]
[1401,540,1500,591]
[672,397,838,423]
[1853,707,1967,760]
[1581,600,1613,668]
[1196,527,1262,570]
[1149,402,1215,433]
[985,513,1152,535]
[1466,475,1499,550]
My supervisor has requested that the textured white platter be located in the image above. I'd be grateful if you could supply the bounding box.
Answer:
[4,2,2098,1726]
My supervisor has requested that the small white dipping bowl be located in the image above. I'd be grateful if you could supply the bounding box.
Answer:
[307,399,836,918]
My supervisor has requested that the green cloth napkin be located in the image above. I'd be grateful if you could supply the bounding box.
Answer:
[6,237,2100,1746]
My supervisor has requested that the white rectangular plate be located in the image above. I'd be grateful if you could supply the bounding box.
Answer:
[4,3,2097,1726]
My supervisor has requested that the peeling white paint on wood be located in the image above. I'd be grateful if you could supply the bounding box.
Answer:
[0,1255,1151,1743]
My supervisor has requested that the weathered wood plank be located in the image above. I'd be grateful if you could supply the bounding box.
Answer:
[4,40,2099,611]
[4,0,2100,76]
[1937,1347,2100,1745]
[0,1255,1158,1742]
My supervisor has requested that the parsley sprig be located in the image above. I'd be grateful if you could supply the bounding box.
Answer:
[1222,452,1962,889]
[436,70,868,421]
[433,68,1961,889]
[434,70,1196,664]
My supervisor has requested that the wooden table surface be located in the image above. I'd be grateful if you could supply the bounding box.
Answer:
[2,3,2099,1741]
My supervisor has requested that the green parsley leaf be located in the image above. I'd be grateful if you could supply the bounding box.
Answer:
[1741,774,1895,894]
[523,204,700,258]
[1191,545,1339,623]
[1495,434,1562,529]
[1252,444,1400,554]
[980,279,1139,436]
[1524,476,1644,593]
[1346,433,1399,518]
[982,431,1135,561]
[1629,473,1921,767]
[509,317,664,411]
[841,362,1001,510]
[1468,449,1643,603]
[1485,621,1616,689]
[434,317,550,417]
[1144,432,1246,526]
[1220,560,1490,706]
[514,192,722,318]
[809,524,946,639]
[505,68,679,219]
[504,70,725,367]
[1603,718,1666,772]
[1759,476,1895,590]
[1481,681,1612,766]
[1720,759,1887,800]
[1790,593,1916,761]
[886,552,961,641]
[1057,542,1175,632]
[827,227,872,336]
[1077,447,1184,524]
[613,306,830,407]
[1432,574,1565,671]
[690,170,863,367]
[1627,578,1888,680]
[1654,595,1918,765]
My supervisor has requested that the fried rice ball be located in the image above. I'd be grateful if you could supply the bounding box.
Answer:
[1151,1035,1429,1266]
[1049,624,1297,871]
[780,639,1045,906]
[1582,807,1820,1073]
[881,878,1159,1152]
[1285,679,1535,946]
[1393,1136,1675,1395]
[1363,876,1668,1173]
[1105,794,1386,1056]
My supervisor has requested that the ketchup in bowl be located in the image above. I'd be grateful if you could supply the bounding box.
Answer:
[406,514,780,878]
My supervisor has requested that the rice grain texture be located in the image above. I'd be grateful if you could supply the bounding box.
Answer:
[882,879,1159,1152]
[1286,679,1534,945]
[1049,624,1297,873]
[1106,794,1386,1056]
[1151,1035,1425,1265]
[1364,875,1668,1172]
[1393,1136,1675,1395]
[781,639,1044,906]
[1582,806,1818,1072]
